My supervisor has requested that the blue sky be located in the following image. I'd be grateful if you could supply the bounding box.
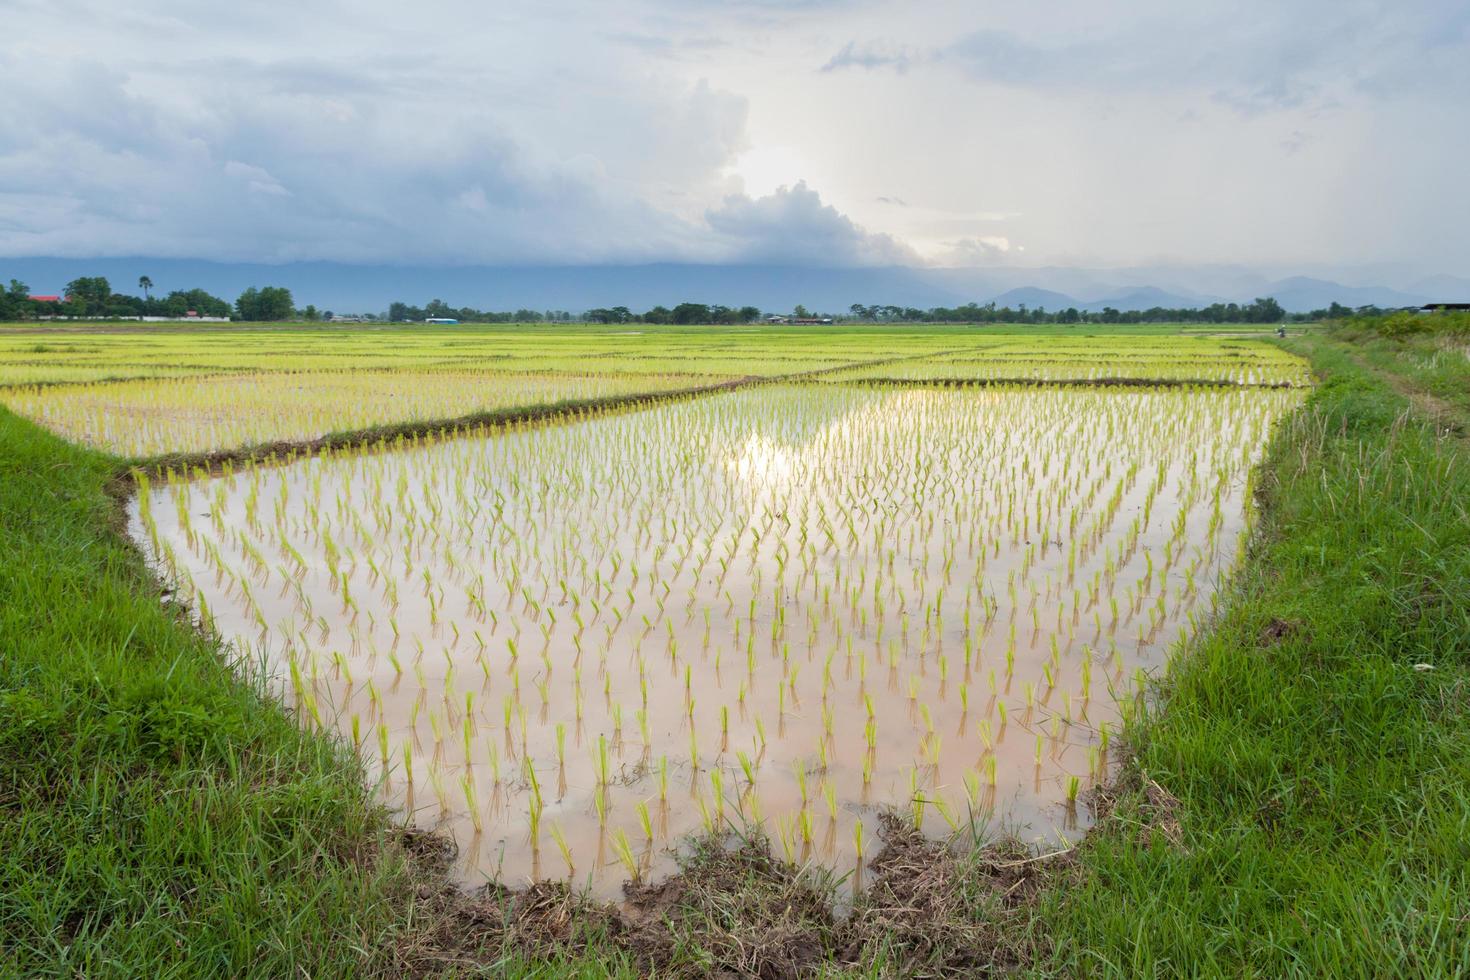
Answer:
[3,0,1467,276]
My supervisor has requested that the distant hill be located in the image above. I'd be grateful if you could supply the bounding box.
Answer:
[987,287,1080,310]
[1262,277,1427,313]
[1080,286,1211,312]
[1,258,975,315]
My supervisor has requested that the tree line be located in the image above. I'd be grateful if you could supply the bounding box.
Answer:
[0,275,307,322]
[388,296,1375,325]
[385,301,765,324]
[387,300,568,323]
[845,297,1300,324]
[2,274,1404,326]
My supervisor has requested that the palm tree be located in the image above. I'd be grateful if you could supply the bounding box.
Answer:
[138,275,153,301]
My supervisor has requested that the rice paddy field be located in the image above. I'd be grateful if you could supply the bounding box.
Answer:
[1,322,1308,456]
[0,321,1302,890]
[4,370,729,457]
[131,382,1297,896]
[8,319,1465,976]
[821,340,1310,386]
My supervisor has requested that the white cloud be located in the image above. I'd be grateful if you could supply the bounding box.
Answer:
[223,161,289,197]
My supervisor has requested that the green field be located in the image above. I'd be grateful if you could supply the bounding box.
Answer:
[1,321,1309,456]
[3,318,1465,977]
[0,320,1307,386]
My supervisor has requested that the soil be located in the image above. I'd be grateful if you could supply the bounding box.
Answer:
[397,814,1067,978]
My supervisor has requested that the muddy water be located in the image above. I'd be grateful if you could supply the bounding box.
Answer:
[130,383,1300,898]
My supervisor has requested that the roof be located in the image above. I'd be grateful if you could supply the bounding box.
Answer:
[27,295,62,303]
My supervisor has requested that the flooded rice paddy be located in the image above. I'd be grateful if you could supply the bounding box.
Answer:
[130,383,1300,898]
[6,370,722,457]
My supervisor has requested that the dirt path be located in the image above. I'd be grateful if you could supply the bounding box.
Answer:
[1334,341,1469,442]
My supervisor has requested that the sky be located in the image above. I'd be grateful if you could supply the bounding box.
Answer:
[3,0,1468,278]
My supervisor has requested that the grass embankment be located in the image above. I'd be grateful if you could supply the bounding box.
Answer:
[0,411,426,976]
[1329,312,1470,431]
[1034,330,1470,975]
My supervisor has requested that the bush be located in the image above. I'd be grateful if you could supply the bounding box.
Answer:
[1349,309,1470,338]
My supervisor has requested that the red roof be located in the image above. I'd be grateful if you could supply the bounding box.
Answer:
[28,295,62,303]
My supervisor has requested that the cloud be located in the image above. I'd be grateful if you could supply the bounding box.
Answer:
[821,41,915,74]
[223,161,290,197]
[705,181,921,266]
[0,30,898,267]
[938,236,1016,267]
[824,4,1470,117]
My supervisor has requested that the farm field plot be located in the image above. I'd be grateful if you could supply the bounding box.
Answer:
[823,337,1312,387]
[4,370,730,457]
[0,323,982,387]
[0,325,1306,457]
[0,322,1298,387]
[130,381,1301,898]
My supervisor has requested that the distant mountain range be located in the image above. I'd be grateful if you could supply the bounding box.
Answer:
[4,257,1468,315]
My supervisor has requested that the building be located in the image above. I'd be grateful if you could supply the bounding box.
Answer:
[424,317,459,324]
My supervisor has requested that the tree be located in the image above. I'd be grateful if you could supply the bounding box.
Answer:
[0,279,31,320]
[64,277,112,315]
[738,306,761,323]
[235,286,294,321]
[793,304,810,318]
[138,275,153,301]
[302,305,320,321]
[670,302,711,325]
[164,288,231,318]
[1245,296,1285,323]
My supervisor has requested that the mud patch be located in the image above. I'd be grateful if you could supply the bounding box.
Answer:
[403,818,1058,978]
[1258,617,1304,648]
[1089,771,1185,852]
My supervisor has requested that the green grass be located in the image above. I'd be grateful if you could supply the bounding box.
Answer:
[0,412,423,976]
[1032,331,1470,976]
[1332,326,1470,423]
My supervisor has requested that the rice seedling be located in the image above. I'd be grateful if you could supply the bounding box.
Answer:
[611,828,641,883]
[549,822,575,877]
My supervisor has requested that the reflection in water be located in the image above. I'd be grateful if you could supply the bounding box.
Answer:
[130,384,1300,898]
